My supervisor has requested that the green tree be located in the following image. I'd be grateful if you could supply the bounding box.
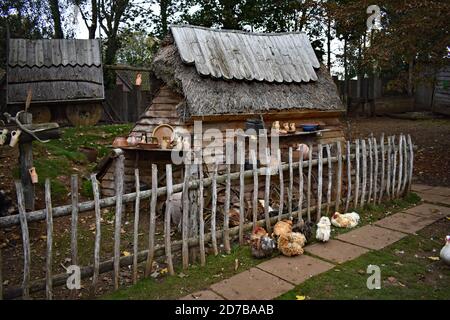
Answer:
[116,31,159,66]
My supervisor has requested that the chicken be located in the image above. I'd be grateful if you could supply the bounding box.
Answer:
[331,212,360,229]
[273,220,293,238]
[440,235,450,266]
[294,219,314,242]
[228,207,241,227]
[277,232,307,257]
[251,227,276,259]
[315,217,331,242]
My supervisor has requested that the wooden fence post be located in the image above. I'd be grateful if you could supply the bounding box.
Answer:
[264,148,272,231]
[326,144,333,214]
[239,147,245,244]
[91,174,101,296]
[113,154,124,289]
[18,112,34,211]
[368,138,373,203]
[317,144,323,220]
[224,154,232,254]
[397,135,403,198]
[182,164,191,269]
[401,135,409,195]
[251,150,259,228]
[288,147,294,219]
[133,169,141,282]
[387,136,392,199]
[307,144,313,222]
[354,140,360,209]
[69,174,78,301]
[145,164,158,276]
[277,149,284,221]
[297,148,304,226]
[360,140,367,208]
[379,134,385,204]
[211,162,219,254]
[164,165,175,275]
[373,137,379,205]
[392,136,398,199]
[15,181,30,299]
[45,179,53,300]
[335,142,342,212]
[198,162,206,266]
[407,135,414,192]
[345,141,352,212]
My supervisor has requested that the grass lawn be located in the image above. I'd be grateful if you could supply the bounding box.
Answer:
[16,124,132,202]
[101,193,426,300]
[278,218,450,300]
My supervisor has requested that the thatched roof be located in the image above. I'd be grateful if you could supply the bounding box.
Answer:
[152,26,344,118]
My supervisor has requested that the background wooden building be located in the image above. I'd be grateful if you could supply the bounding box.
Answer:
[6,39,105,126]
[97,25,345,196]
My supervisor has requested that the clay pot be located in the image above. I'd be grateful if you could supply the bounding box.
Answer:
[29,167,38,184]
[9,129,21,147]
[112,137,128,148]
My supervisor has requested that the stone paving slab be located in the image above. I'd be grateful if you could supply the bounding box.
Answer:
[416,186,450,197]
[411,184,434,192]
[305,240,370,264]
[336,225,407,250]
[375,212,437,234]
[180,290,224,300]
[256,254,335,285]
[403,203,449,220]
[415,192,450,206]
[210,267,294,300]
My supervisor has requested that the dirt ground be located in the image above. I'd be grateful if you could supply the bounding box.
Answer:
[344,116,450,187]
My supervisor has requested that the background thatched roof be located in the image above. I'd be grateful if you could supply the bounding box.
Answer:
[152,29,344,118]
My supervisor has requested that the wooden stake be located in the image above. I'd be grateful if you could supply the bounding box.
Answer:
[91,174,101,295]
[379,134,385,204]
[368,138,373,203]
[288,147,294,219]
[113,155,124,289]
[224,159,232,254]
[407,134,414,192]
[251,150,258,228]
[326,144,333,214]
[239,147,245,244]
[317,144,323,220]
[15,181,30,299]
[182,164,190,269]
[392,137,398,199]
[198,163,206,266]
[164,165,175,275]
[345,141,352,212]
[44,179,53,300]
[133,169,140,282]
[373,137,379,205]
[397,135,403,198]
[402,135,409,195]
[264,148,272,231]
[297,148,304,225]
[360,140,367,208]
[307,144,313,222]
[211,162,219,254]
[145,164,158,276]
[335,141,342,212]
[354,140,360,209]
[387,136,392,199]
[277,149,284,222]
[70,175,78,299]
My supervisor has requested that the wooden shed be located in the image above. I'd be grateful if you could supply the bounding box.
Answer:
[97,25,345,196]
[6,39,105,126]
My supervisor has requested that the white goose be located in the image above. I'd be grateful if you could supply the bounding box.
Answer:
[440,235,450,266]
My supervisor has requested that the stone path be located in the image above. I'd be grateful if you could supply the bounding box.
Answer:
[180,185,450,300]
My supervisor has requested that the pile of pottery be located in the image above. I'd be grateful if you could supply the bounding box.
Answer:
[272,121,297,134]
[0,128,22,148]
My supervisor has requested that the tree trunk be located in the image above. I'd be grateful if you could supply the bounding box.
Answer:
[327,17,331,72]
[344,38,349,110]
[408,57,414,97]
[160,0,170,37]
[49,0,64,39]
[88,0,98,39]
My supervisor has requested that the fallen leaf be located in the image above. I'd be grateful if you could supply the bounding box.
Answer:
[122,251,131,257]
[446,217,450,221]
[428,256,440,261]
[296,295,306,301]
[178,273,187,278]
[160,268,168,274]
[387,276,397,283]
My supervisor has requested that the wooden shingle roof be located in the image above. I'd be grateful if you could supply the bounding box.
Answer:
[170,25,320,83]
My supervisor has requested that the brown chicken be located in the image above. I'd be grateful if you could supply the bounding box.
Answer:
[277,232,307,257]
[273,220,293,238]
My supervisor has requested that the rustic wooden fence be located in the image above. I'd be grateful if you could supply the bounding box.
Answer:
[0,134,414,300]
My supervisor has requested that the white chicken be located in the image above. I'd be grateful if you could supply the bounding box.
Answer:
[331,212,360,229]
[316,217,331,242]
[440,235,450,266]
